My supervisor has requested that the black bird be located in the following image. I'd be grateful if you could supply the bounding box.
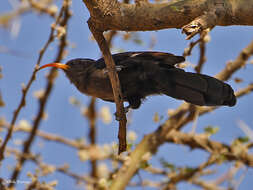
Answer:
[39,51,236,110]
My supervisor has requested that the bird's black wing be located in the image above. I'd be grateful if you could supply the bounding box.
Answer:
[95,51,185,70]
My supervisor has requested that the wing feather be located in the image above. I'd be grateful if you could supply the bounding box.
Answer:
[95,51,185,70]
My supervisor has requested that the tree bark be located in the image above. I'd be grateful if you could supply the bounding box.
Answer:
[83,0,253,39]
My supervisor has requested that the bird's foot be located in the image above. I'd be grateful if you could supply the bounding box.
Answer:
[114,105,131,121]
[103,66,124,75]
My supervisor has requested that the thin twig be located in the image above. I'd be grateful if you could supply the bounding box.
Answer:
[165,130,253,166]
[214,162,243,186]
[28,0,58,17]
[191,179,225,190]
[183,38,202,57]
[0,2,62,161]
[195,39,206,73]
[215,40,253,81]
[87,97,98,179]
[8,1,71,187]
[195,30,209,73]
[163,155,217,190]
[0,0,56,29]
[0,122,88,149]
[6,147,94,185]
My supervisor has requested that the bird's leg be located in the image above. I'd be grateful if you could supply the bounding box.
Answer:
[115,96,141,120]
[103,66,124,75]
[124,105,131,113]
[127,96,142,109]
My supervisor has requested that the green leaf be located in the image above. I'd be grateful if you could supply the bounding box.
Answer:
[204,126,219,135]
[140,161,150,169]
[159,158,176,171]
[237,136,250,143]
[183,167,195,173]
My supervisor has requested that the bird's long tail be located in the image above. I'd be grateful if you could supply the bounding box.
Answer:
[162,68,236,106]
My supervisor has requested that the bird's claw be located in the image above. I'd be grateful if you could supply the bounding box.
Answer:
[114,106,130,121]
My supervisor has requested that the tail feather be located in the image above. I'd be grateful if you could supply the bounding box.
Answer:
[163,69,236,106]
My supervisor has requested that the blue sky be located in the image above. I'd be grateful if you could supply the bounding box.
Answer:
[1,0,253,189]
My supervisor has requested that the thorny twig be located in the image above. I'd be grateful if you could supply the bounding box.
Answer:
[8,0,71,187]
[0,0,57,28]
[165,130,253,166]
[6,148,94,185]
[163,155,218,190]
[0,121,88,149]
[0,1,64,161]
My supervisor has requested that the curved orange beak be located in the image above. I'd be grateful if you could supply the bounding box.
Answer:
[38,63,70,71]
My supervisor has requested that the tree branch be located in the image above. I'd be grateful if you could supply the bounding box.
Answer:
[83,0,253,39]
[8,1,71,187]
[109,36,253,188]
[0,1,63,161]
[165,130,253,166]
[87,16,127,154]
[215,40,253,81]
[0,121,88,149]
[87,97,98,181]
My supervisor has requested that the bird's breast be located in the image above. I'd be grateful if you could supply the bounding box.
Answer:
[82,72,115,101]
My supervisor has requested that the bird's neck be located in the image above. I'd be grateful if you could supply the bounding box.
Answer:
[64,70,89,93]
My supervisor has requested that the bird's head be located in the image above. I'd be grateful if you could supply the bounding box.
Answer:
[38,58,95,88]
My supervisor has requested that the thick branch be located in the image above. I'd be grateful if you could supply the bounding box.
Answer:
[83,0,253,35]
[84,0,207,31]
